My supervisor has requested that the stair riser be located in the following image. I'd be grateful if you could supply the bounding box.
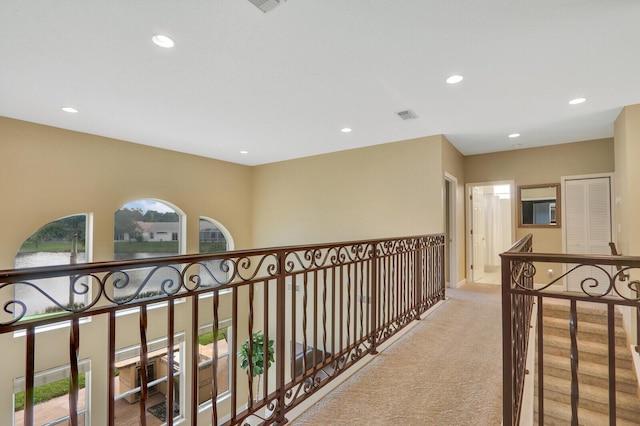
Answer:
[543,326,628,346]
[540,388,640,422]
[542,343,634,370]
[534,405,639,426]
[533,398,638,426]
[539,365,638,395]
[543,311,624,328]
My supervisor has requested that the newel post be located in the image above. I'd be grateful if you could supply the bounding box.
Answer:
[369,241,379,355]
[274,249,288,424]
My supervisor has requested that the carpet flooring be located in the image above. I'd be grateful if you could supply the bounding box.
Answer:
[290,283,503,426]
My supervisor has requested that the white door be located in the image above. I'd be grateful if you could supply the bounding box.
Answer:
[564,177,613,293]
[472,187,486,282]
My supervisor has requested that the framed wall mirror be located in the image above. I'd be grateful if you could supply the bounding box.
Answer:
[517,183,561,228]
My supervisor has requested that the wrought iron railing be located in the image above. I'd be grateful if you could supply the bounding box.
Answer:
[0,234,445,426]
[501,235,640,425]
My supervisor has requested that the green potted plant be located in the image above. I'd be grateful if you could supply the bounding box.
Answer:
[238,331,275,400]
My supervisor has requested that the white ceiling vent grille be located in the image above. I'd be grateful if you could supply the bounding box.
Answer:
[248,0,282,13]
[396,110,418,120]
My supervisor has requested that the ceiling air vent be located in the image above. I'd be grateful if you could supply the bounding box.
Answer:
[248,0,282,13]
[396,110,418,120]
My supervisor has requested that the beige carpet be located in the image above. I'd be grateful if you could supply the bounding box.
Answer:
[290,283,503,426]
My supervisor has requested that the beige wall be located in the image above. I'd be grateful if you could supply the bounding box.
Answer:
[0,117,254,269]
[613,104,640,344]
[614,108,630,257]
[464,138,614,282]
[250,135,446,248]
[614,105,640,258]
[465,138,614,250]
[0,117,255,422]
[441,137,466,286]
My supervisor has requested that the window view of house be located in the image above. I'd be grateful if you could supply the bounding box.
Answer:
[114,200,180,260]
[14,214,88,317]
[113,200,182,301]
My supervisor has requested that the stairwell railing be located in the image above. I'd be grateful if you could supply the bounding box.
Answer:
[502,235,640,425]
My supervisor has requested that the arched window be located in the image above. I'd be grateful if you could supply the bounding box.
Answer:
[14,214,91,317]
[113,199,184,301]
[114,199,183,260]
[199,217,233,287]
[199,217,232,253]
[197,218,233,402]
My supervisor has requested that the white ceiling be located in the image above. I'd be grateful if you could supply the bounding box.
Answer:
[1,0,639,166]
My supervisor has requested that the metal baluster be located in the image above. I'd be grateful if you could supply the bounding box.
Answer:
[537,297,544,425]
[25,326,35,426]
[69,318,80,426]
[607,304,617,426]
[139,305,148,426]
[166,299,175,426]
[211,291,219,425]
[569,300,579,426]
[108,312,116,426]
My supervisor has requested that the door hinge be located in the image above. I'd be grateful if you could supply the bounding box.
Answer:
[470,229,473,235]
[471,264,473,270]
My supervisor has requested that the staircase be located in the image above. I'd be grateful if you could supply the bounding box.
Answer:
[534,301,640,425]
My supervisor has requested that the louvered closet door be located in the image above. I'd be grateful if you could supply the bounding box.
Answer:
[564,177,612,293]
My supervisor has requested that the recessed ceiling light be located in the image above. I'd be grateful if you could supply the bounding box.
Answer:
[568,97,586,105]
[152,34,175,48]
[240,150,249,155]
[61,106,78,113]
[446,75,464,84]
[341,128,352,133]
[508,133,520,138]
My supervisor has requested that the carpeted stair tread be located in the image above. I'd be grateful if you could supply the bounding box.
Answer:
[535,302,640,424]
[543,316,628,345]
[542,334,634,370]
[542,302,623,327]
[541,353,639,394]
[538,364,640,421]
[534,397,639,426]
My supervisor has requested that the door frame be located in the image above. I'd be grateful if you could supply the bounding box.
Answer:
[444,173,459,288]
[465,180,515,284]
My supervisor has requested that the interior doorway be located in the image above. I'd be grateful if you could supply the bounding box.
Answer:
[445,173,458,288]
[466,182,514,284]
